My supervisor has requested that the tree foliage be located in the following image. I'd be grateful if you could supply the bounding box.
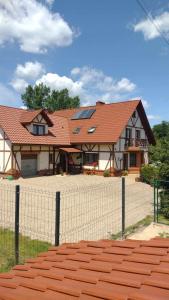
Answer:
[149,121,169,181]
[21,84,80,111]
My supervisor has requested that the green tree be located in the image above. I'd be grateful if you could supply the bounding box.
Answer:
[22,84,51,110]
[21,84,80,111]
[149,121,169,181]
[153,121,169,139]
[47,89,80,111]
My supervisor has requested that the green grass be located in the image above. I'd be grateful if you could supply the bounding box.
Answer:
[110,215,153,240]
[157,214,169,225]
[0,227,51,272]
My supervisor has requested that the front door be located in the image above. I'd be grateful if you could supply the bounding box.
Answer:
[21,155,37,177]
[123,153,128,170]
[60,152,66,172]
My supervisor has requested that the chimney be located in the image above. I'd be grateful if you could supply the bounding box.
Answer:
[96,101,105,106]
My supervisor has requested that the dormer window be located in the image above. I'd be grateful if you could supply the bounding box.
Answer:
[33,124,45,135]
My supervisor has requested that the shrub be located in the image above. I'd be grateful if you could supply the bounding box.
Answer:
[122,170,128,176]
[161,207,169,219]
[6,168,20,179]
[103,170,111,177]
[159,190,169,219]
[140,164,159,185]
[159,163,169,181]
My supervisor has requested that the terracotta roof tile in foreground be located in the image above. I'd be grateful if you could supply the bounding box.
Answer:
[0,238,169,299]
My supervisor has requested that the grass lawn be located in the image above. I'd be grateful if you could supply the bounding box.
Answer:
[0,227,51,272]
[110,215,153,240]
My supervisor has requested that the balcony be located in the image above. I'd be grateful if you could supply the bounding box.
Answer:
[125,138,148,150]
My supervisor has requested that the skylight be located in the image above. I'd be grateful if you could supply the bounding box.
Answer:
[88,126,96,134]
[71,109,96,120]
[72,127,81,134]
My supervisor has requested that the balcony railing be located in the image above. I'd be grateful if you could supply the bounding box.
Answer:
[125,138,148,149]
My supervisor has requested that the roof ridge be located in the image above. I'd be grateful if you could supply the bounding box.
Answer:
[53,99,141,114]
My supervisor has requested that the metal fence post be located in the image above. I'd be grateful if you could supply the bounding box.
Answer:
[55,191,60,246]
[157,185,159,223]
[153,180,156,222]
[15,185,20,265]
[122,177,125,239]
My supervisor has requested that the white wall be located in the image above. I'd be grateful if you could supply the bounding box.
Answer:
[0,128,12,172]
[38,152,49,171]
[114,108,149,170]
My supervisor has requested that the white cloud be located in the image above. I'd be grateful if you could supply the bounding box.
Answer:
[134,11,169,40]
[11,78,28,93]
[45,0,54,6]
[36,73,84,97]
[148,114,161,120]
[71,66,136,104]
[142,99,149,109]
[0,0,75,53]
[15,61,45,80]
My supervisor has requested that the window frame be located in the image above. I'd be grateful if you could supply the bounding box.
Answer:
[136,129,141,140]
[84,152,99,166]
[33,124,45,135]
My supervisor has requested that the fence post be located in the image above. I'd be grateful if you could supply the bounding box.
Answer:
[15,185,20,265]
[55,191,60,246]
[122,177,125,239]
[157,185,159,223]
[153,180,156,222]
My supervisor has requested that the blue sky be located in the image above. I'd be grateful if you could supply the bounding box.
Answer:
[0,0,169,125]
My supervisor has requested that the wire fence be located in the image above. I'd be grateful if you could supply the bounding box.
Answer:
[0,178,153,272]
[154,180,169,225]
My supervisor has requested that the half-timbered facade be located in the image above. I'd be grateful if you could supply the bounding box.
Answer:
[0,100,155,177]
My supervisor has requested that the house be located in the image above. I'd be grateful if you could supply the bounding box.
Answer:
[0,99,155,177]
[0,238,169,299]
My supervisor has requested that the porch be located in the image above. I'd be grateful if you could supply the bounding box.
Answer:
[123,150,144,174]
[58,147,83,175]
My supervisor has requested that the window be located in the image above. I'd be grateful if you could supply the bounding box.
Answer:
[84,153,99,166]
[72,127,81,134]
[125,128,132,139]
[88,126,96,134]
[71,109,96,120]
[130,152,137,167]
[33,124,45,135]
[136,130,140,140]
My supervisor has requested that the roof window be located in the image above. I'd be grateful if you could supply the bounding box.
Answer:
[71,109,96,120]
[72,127,81,134]
[88,126,96,134]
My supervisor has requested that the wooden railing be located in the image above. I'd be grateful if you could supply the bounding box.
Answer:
[125,138,148,148]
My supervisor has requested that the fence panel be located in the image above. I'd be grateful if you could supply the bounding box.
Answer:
[60,180,122,243]
[0,177,155,272]
[155,180,169,225]
[0,183,15,272]
[125,181,153,229]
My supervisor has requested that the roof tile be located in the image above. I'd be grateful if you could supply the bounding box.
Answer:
[0,238,169,299]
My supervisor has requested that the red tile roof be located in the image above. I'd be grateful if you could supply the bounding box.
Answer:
[0,100,155,146]
[0,105,70,146]
[0,238,169,299]
[54,100,155,145]
[20,109,53,127]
